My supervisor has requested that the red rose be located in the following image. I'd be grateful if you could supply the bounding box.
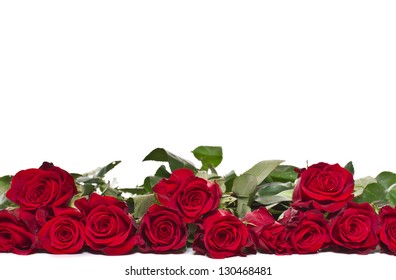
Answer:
[193,210,250,259]
[38,208,85,254]
[153,169,221,223]
[75,193,139,255]
[139,204,187,253]
[280,208,330,254]
[0,210,36,255]
[379,206,396,254]
[292,162,354,212]
[330,202,379,253]
[6,162,77,211]
[242,207,289,254]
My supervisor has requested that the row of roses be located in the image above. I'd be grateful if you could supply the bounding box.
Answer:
[1,161,396,258]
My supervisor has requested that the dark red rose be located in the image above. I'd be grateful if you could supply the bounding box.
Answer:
[75,193,139,255]
[38,208,85,254]
[139,204,187,253]
[379,206,396,254]
[6,162,77,211]
[153,169,221,223]
[193,210,250,259]
[280,208,330,254]
[242,207,289,254]
[330,202,379,253]
[0,210,36,255]
[292,162,354,212]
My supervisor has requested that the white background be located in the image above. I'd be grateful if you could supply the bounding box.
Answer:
[1,1,396,280]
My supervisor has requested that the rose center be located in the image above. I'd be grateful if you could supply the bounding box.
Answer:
[213,227,235,248]
[28,183,51,203]
[388,222,396,239]
[156,221,174,241]
[319,174,339,192]
[0,229,12,245]
[56,227,73,242]
[182,191,204,209]
[343,217,369,243]
[95,217,111,233]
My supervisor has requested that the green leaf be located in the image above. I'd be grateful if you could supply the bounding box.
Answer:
[214,178,226,193]
[376,171,396,188]
[386,183,396,207]
[119,187,148,195]
[354,183,386,204]
[70,173,82,180]
[255,188,293,205]
[0,175,12,195]
[355,176,377,188]
[77,177,105,184]
[80,184,97,196]
[344,161,355,176]
[154,165,171,178]
[132,194,155,219]
[257,182,294,197]
[354,176,377,197]
[0,176,15,209]
[232,174,257,218]
[126,197,134,213]
[244,160,284,185]
[236,199,251,218]
[0,194,17,209]
[256,195,292,205]
[143,148,197,172]
[143,176,162,193]
[224,170,237,192]
[97,161,121,178]
[187,223,198,245]
[192,146,223,171]
[0,193,7,207]
[100,183,122,198]
[232,174,257,198]
[264,165,298,183]
[219,195,237,209]
[196,170,208,180]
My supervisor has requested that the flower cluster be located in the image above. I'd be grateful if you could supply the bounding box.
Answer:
[1,158,396,258]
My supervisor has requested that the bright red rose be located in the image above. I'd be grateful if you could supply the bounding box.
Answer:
[6,162,77,211]
[280,208,330,254]
[292,162,354,212]
[153,169,221,223]
[0,210,36,255]
[193,210,250,259]
[38,208,85,254]
[330,202,379,253]
[139,204,187,253]
[75,193,139,255]
[379,206,396,254]
[242,207,289,254]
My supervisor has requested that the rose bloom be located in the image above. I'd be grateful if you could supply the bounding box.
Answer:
[193,210,250,259]
[153,169,222,223]
[6,162,77,211]
[0,210,36,255]
[280,208,330,254]
[75,193,139,255]
[139,204,187,253]
[292,162,354,212]
[38,208,85,254]
[330,202,379,253]
[242,208,289,254]
[379,206,396,254]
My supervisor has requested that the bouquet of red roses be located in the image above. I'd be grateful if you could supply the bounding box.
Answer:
[1,146,396,258]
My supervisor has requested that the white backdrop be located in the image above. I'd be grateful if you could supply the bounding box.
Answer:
[1,1,396,280]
